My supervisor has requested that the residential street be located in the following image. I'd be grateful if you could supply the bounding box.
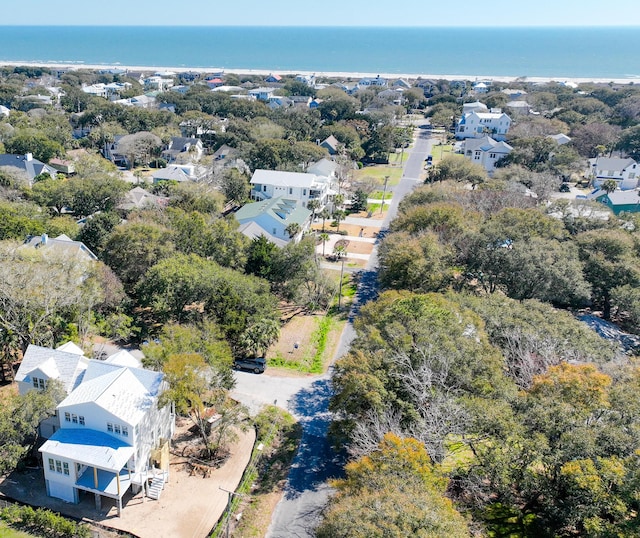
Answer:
[233,121,434,538]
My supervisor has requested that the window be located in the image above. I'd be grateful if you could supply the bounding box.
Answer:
[32,377,46,390]
[489,153,497,159]
[262,185,266,192]
[79,416,85,426]
[55,461,62,474]
[64,412,71,422]
[303,189,307,196]
[72,414,78,424]
[122,426,129,437]
[107,423,113,432]
[114,424,121,435]
[289,188,293,195]
[63,462,69,476]
[474,151,481,160]
[49,458,55,471]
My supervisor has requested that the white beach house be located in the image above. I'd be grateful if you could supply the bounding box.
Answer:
[16,344,174,515]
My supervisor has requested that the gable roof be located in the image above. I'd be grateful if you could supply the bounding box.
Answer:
[59,360,164,425]
[464,136,513,153]
[593,157,636,171]
[16,345,89,394]
[307,158,338,177]
[23,234,98,262]
[0,153,57,181]
[320,135,340,152]
[151,165,193,183]
[56,341,85,355]
[117,186,168,210]
[237,221,288,248]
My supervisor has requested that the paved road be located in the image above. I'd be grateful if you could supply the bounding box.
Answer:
[234,121,434,538]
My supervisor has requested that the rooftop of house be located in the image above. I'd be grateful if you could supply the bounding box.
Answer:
[591,157,637,170]
[320,135,340,150]
[237,221,288,248]
[117,186,168,210]
[464,135,513,153]
[16,344,89,394]
[23,233,98,261]
[235,196,312,226]
[250,169,324,189]
[39,428,134,472]
[602,189,640,205]
[58,362,161,425]
[0,153,56,180]
[307,158,338,177]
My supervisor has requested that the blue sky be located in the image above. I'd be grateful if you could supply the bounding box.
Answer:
[5,0,640,26]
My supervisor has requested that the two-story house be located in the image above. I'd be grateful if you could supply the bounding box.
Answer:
[462,136,513,174]
[249,169,331,208]
[248,87,277,101]
[455,110,511,141]
[16,344,174,515]
[589,157,639,190]
[161,137,204,164]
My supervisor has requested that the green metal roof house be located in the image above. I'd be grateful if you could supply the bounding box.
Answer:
[234,196,311,245]
[594,189,640,215]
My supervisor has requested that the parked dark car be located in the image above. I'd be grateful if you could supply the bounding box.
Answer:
[233,357,267,374]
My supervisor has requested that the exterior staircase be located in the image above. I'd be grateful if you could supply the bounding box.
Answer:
[147,474,165,500]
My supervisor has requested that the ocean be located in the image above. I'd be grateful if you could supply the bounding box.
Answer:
[0,26,639,79]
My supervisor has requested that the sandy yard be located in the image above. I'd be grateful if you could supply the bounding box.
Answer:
[266,314,343,374]
[0,421,256,538]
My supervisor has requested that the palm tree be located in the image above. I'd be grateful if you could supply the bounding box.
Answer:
[319,208,331,232]
[601,179,618,194]
[239,318,280,358]
[307,199,320,223]
[286,222,302,240]
[319,232,330,257]
[333,243,347,260]
[333,209,346,232]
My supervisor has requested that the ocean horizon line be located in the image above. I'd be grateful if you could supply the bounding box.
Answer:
[2,24,640,28]
[2,60,639,85]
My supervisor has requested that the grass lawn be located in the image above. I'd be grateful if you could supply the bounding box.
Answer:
[354,165,403,186]
[267,313,344,374]
[368,190,393,200]
[431,144,454,164]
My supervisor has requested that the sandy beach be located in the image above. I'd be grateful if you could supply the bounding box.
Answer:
[2,60,640,85]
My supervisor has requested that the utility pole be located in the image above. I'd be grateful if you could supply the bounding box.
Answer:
[380,175,389,215]
[220,486,244,538]
[338,255,345,309]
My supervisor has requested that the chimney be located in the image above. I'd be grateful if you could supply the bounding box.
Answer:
[25,153,33,161]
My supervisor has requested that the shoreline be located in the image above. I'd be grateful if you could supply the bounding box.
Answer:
[2,60,640,85]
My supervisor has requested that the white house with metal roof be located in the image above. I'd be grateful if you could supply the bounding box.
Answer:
[16,344,174,515]
[462,136,513,174]
[588,157,639,190]
[250,169,332,208]
[455,110,511,141]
